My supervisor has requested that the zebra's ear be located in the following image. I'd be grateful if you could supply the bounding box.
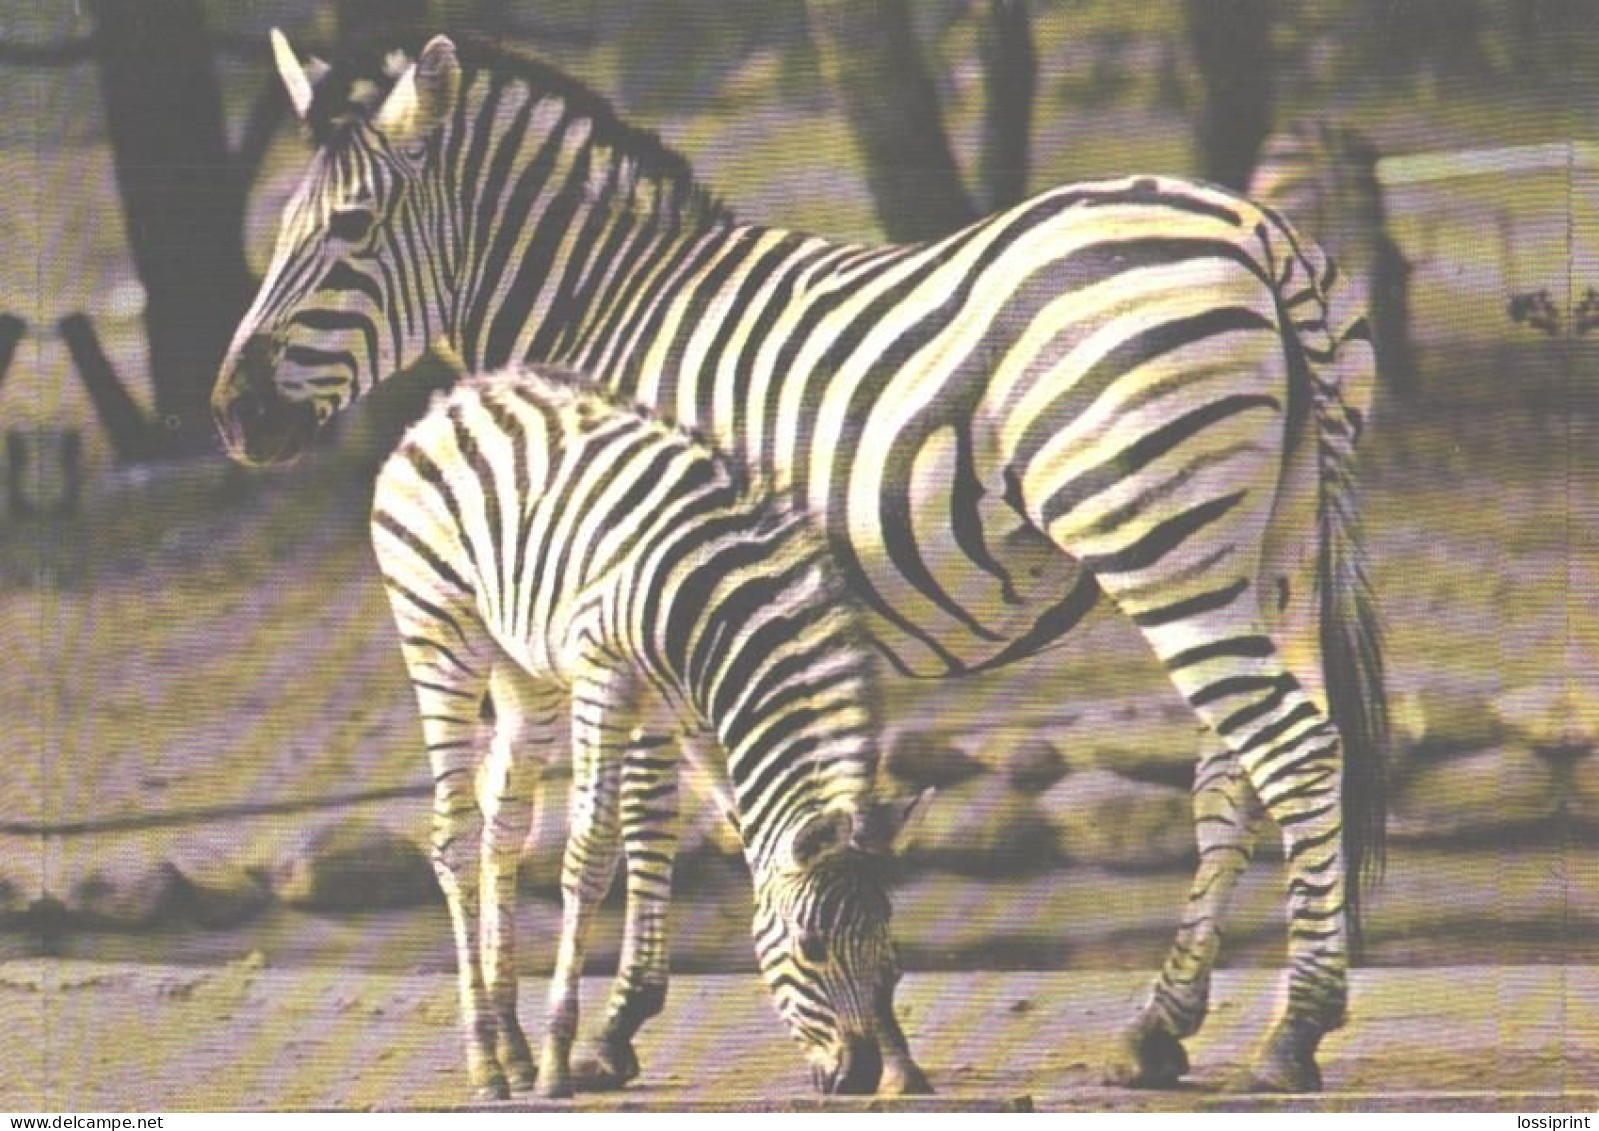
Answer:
[270,29,328,122]
[374,35,460,150]
[786,808,854,871]
[852,788,933,856]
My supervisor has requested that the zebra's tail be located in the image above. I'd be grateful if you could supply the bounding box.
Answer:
[1289,285,1390,959]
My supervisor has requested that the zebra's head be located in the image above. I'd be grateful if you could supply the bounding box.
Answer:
[212,31,461,465]
[752,805,928,1095]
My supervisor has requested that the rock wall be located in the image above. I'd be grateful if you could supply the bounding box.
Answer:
[1,676,1591,937]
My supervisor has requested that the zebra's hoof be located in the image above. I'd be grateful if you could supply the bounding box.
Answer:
[498,1028,538,1092]
[1236,1019,1324,1093]
[1101,1023,1190,1088]
[572,1038,640,1091]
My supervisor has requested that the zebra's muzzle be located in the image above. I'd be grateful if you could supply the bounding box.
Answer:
[213,335,320,466]
[822,1034,883,1095]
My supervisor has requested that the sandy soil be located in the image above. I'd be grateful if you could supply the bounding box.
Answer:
[1,963,1593,1111]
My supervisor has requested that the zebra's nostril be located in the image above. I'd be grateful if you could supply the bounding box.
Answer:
[831,1036,883,1095]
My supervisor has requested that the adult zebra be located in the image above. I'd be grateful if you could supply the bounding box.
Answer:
[1249,120,1416,401]
[372,364,926,1098]
[215,32,1388,1092]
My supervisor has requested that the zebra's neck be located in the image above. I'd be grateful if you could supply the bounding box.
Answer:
[631,501,879,878]
[435,62,732,373]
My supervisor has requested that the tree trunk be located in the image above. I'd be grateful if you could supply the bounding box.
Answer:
[807,0,975,242]
[59,314,159,464]
[1185,0,1274,191]
[336,0,431,48]
[91,0,252,459]
[0,315,23,394]
[977,0,1035,213]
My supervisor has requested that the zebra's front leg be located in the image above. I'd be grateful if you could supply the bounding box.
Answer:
[402,638,505,1099]
[478,667,565,1092]
[575,729,680,1090]
[1104,733,1266,1087]
[537,660,631,1100]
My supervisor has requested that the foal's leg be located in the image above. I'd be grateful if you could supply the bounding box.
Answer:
[536,660,633,1099]
[478,665,565,1092]
[575,726,681,1089]
[391,622,504,1098]
[1104,732,1267,1086]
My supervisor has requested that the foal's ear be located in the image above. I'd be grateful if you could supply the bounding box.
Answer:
[851,788,933,856]
[786,809,854,871]
[271,29,330,121]
[374,35,461,148]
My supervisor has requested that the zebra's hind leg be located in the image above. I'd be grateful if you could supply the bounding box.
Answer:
[478,666,565,1092]
[574,725,681,1091]
[1103,733,1266,1086]
[537,658,633,1100]
[1123,606,1348,1092]
[1044,388,1350,1090]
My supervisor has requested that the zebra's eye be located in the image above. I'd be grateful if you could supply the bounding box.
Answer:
[797,928,828,965]
[328,207,376,243]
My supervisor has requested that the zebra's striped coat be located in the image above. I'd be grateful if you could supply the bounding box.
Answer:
[372,365,923,1098]
[218,33,1388,1094]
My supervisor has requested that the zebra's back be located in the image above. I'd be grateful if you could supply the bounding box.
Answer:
[557,175,1361,676]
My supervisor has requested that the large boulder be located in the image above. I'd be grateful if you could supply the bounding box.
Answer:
[883,728,986,789]
[269,819,437,911]
[1492,683,1599,757]
[168,835,272,929]
[1063,700,1202,789]
[1391,674,1506,760]
[897,773,1056,876]
[0,837,38,925]
[1390,744,1561,843]
[1570,753,1599,830]
[1040,770,1195,872]
[67,856,186,929]
[960,729,1070,794]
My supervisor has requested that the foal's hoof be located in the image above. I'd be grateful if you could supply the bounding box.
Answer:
[533,1069,574,1101]
[471,1076,511,1103]
[572,1037,641,1091]
[502,1051,538,1093]
[1101,1023,1190,1088]
[1235,1019,1324,1093]
[498,1030,538,1092]
[469,1054,512,1102]
[878,1059,935,1096]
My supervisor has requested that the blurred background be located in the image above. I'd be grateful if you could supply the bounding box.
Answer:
[0,0,1595,987]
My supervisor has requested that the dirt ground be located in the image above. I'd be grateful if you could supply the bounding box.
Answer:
[2,962,1593,1111]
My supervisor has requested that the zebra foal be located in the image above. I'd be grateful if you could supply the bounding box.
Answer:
[371,363,928,1099]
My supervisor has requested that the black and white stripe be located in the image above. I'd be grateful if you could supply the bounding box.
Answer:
[371,364,926,1099]
[1250,119,1415,399]
[218,33,1388,1093]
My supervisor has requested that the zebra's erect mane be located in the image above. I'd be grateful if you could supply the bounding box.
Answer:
[306,32,730,230]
